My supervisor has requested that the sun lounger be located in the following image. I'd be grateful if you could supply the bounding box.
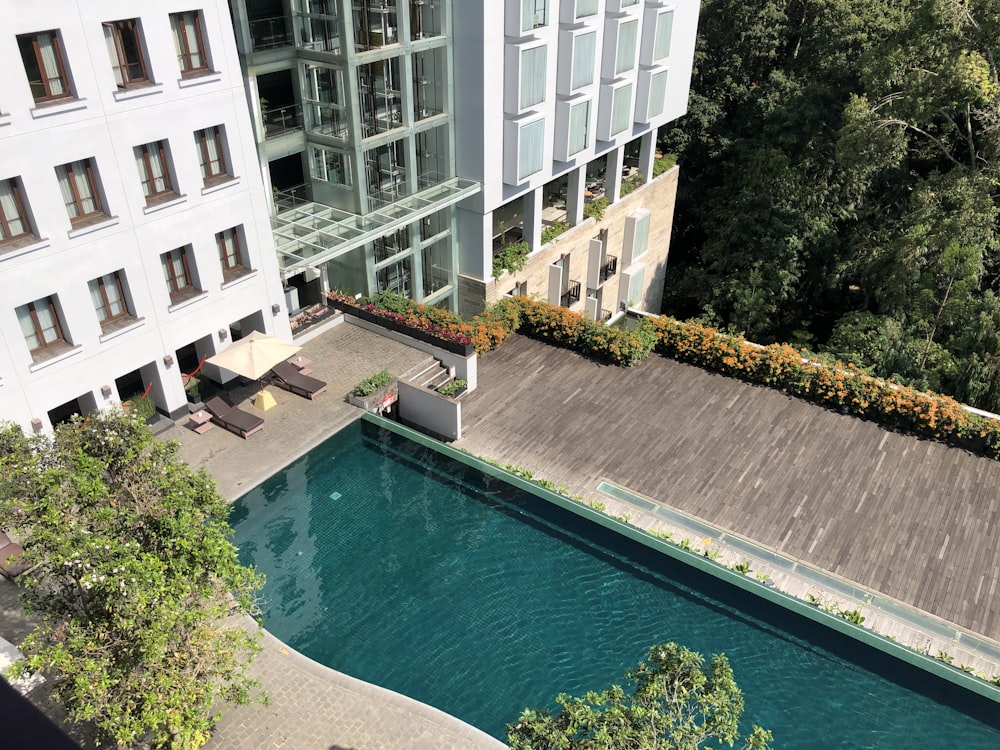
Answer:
[204,395,265,439]
[269,361,328,400]
[0,532,30,580]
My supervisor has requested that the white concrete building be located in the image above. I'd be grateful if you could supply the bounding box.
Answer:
[231,0,699,320]
[0,1,289,432]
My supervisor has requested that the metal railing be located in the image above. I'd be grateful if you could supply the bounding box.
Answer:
[304,100,349,140]
[599,254,618,283]
[273,185,308,213]
[561,280,581,308]
[250,16,293,51]
[263,103,303,139]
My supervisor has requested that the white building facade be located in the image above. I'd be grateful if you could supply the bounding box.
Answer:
[0,1,289,432]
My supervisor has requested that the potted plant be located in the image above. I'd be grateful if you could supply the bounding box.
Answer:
[130,395,158,424]
[184,375,203,404]
[437,379,467,398]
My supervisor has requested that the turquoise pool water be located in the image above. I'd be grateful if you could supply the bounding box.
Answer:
[230,421,1000,747]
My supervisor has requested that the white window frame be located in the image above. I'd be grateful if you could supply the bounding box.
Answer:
[553,97,592,162]
[635,67,668,123]
[505,40,548,115]
[602,17,639,80]
[503,115,546,185]
[640,7,675,66]
[596,80,633,141]
[557,28,598,96]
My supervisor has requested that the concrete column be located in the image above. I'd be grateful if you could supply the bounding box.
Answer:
[606,146,625,205]
[229,0,254,56]
[638,130,656,182]
[523,186,543,252]
[457,206,493,281]
[566,165,585,226]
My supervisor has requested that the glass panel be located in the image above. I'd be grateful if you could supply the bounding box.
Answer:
[571,31,596,90]
[104,24,125,88]
[568,100,590,155]
[648,70,668,119]
[654,10,674,61]
[522,0,547,31]
[633,213,650,259]
[0,180,27,238]
[520,45,546,110]
[615,19,638,75]
[37,33,66,97]
[611,83,633,136]
[34,301,59,345]
[576,0,599,18]
[518,119,545,180]
[17,305,38,350]
[89,278,105,317]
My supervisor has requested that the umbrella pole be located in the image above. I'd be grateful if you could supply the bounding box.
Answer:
[252,379,277,411]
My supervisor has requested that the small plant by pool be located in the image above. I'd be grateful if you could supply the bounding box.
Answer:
[230,420,1000,746]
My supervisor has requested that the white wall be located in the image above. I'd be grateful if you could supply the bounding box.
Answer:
[0,1,288,432]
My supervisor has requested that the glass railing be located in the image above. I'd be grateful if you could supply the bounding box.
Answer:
[250,16,293,51]
[304,100,349,140]
[263,103,304,139]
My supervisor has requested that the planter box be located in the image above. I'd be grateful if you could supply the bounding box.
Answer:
[348,381,398,413]
[337,305,474,356]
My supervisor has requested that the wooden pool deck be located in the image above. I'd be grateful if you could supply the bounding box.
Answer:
[456,335,1000,643]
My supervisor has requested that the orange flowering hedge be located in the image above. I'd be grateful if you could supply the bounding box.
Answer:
[650,316,1000,459]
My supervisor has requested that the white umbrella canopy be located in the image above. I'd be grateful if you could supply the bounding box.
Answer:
[206,331,302,380]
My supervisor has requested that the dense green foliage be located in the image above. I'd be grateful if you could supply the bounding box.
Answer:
[352,368,393,396]
[493,240,531,278]
[0,410,264,749]
[662,0,1000,412]
[507,642,772,750]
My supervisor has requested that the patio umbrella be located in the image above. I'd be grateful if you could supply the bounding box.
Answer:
[206,331,301,410]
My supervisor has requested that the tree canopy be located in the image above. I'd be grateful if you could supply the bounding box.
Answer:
[0,409,265,749]
[507,642,772,750]
[661,0,1000,412]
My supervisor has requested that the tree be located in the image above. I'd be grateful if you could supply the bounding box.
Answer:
[0,409,265,749]
[506,642,772,750]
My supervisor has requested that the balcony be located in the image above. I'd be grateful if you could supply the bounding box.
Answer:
[263,103,303,139]
[561,280,581,308]
[304,100,349,140]
[599,254,618,283]
[250,16,293,51]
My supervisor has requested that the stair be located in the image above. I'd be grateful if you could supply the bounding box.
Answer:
[402,356,452,391]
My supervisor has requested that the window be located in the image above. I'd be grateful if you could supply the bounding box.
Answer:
[653,10,674,61]
[568,100,591,156]
[89,271,133,329]
[103,19,150,89]
[195,126,231,185]
[55,159,106,224]
[0,178,34,246]
[521,0,547,31]
[611,83,633,136]
[170,11,210,77]
[615,19,639,75]
[518,119,545,180]
[576,0,599,17]
[162,247,198,304]
[520,46,546,110]
[572,31,597,90]
[134,141,176,203]
[217,227,251,278]
[17,31,72,103]
[16,296,67,357]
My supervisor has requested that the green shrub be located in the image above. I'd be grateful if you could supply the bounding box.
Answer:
[129,395,156,421]
[583,196,608,221]
[353,369,392,397]
[437,379,467,397]
[619,174,644,197]
[541,222,568,245]
[492,240,530,279]
[652,153,677,177]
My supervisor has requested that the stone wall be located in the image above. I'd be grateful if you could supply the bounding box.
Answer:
[458,164,680,319]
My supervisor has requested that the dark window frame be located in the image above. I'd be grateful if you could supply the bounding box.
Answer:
[171,11,211,77]
[162,247,196,302]
[217,226,249,275]
[17,30,73,103]
[103,19,151,90]
[18,296,66,354]
[135,141,176,202]
[91,271,131,325]
[57,159,106,224]
[0,178,34,245]
[195,126,231,185]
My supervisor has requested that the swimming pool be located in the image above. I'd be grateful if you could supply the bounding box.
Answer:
[230,419,1000,747]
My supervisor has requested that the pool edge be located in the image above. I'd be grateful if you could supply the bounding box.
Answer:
[362,412,1000,706]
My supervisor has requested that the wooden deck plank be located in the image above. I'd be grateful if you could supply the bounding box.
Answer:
[456,335,1000,640]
